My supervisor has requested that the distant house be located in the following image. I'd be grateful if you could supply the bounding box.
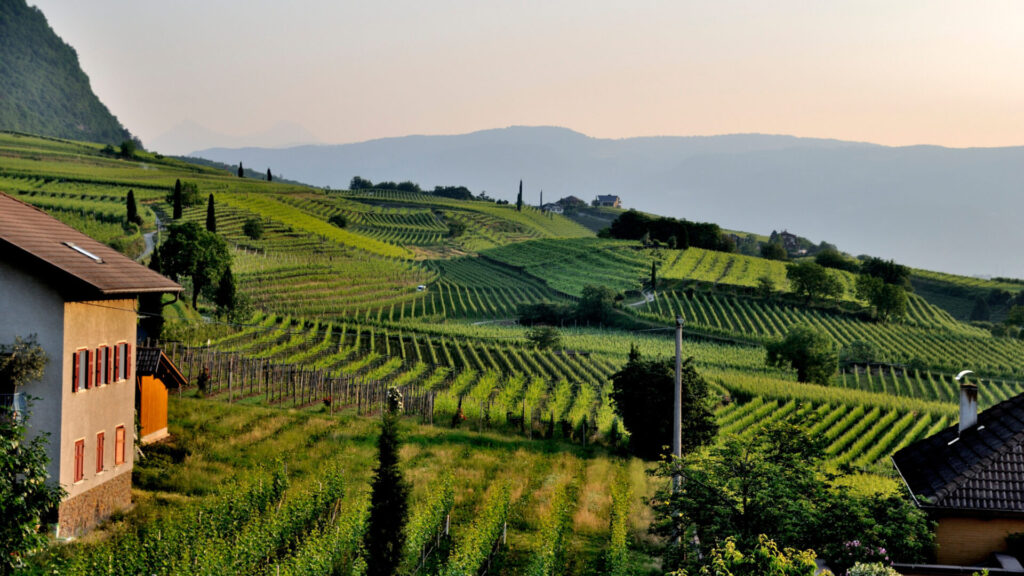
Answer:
[593,195,622,208]
[541,203,564,214]
[0,192,181,537]
[778,230,800,252]
[558,195,587,208]
[892,379,1024,571]
[135,347,186,444]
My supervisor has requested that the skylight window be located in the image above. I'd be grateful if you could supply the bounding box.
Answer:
[63,242,103,263]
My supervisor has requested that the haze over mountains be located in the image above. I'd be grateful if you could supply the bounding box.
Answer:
[195,126,1024,279]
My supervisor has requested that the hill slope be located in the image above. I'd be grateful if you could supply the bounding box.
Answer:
[195,126,1024,279]
[0,0,132,145]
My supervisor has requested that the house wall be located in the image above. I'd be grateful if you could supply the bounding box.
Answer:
[137,374,168,443]
[935,516,1024,565]
[0,260,65,480]
[57,298,138,535]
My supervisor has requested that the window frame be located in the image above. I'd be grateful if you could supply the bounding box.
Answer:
[96,431,105,474]
[114,425,126,466]
[74,438,85,483]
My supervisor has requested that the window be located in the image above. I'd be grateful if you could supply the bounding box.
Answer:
[72,349,90,392]
[95,346,110,386]
[74,439,85,482]
[116,342,131,381]
[114,425,126,466]
[96,431,105,473]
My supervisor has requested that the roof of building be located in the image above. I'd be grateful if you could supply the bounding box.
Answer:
[136,347,187,388]
[596,195,621,202]
[0,192,181,298]
[892,392,1024,514]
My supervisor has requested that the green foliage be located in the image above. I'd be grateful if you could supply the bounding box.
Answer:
[847,563,901,576]
[609,209,730,252]
[756,275,775,299]
[761,241,788,261]
[205,193,216,232]
[605,466,634,576]
[0,0,133,145]
[364,413,409,576]
[610,351,717,460]
[765,323,838,385]
[815,248,860,273]
[839,340,880,365]
[402,471,454,573]
[786,262,843,303]
[517,180,523,212]
[577,284,618,324]
[970,296,991,321]
[1006,305,1024,326]
[328,213,348,228]
[159,221,231,309]
[238,161,244,178]
[125,189,142,226]
[242,217,264,240]
[167,180,201,211]
[856,275,908,322]
[526,325,562,350]
[860,257,911,288]
[0,334,47,394]
[691,536,820,576]
[518,301,574,325]
[527,474,580,576]
[172,179,183,219]
[447,219,466,237]
[441,482,511,576]
[119,139,137,159]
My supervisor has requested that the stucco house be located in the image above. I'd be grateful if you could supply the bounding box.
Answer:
[892,377,1024,572]
[0,192,181,537]
[593,195,622,208]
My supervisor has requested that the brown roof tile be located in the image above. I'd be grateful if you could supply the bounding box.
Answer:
[0,192,181,297]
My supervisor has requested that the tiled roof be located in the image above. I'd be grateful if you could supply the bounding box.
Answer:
[0,192,181,297]
[135,347,186,388]
[892,393,1024,513]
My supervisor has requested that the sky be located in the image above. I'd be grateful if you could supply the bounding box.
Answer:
[29,1,1024,154]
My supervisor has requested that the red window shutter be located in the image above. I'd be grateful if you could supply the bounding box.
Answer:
[74,439,84,482]
[113,345,120,381]
[72,351,79,392]
[115,426,125,466]
[96,432,105,473]
[85,350,92,389]
[126,343,132,379]
[107,346,113,383]
[95,348,101,386]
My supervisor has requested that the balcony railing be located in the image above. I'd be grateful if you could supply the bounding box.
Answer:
[0,392,26,424]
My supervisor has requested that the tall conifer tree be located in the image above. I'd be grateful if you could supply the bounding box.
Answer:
[516,179,523,211]
[365,398,409,576]
[237,162,244,178]
[206,194,216,232]
[126,189,142,225]
[172,179,183,219]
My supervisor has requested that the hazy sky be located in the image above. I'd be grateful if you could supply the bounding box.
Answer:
[31,1,1024,153]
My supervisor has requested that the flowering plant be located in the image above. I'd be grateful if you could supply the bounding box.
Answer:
[847,562,901,576]
[834,541,891,573]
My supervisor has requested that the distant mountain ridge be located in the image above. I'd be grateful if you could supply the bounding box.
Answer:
[0,0,132,145]
[194,126,1024,278]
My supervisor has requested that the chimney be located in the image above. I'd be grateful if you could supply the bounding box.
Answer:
[959,378,978,434]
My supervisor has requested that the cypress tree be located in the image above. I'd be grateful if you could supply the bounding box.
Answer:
[651,261,657,294]
[237,162,244,178]
[365,399,409,576]
[206,194,216,232]
[126,189,142,225]
[266,168,272,182]
[172,179,183,219]
[214,266,236,315]
[516,179,523,212]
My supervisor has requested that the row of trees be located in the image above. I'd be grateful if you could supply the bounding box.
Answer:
[604,209,732,252]
[517,285,620,327]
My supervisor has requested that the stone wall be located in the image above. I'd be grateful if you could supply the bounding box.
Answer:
[58,471,131,538]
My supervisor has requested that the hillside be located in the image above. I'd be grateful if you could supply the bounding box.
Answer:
[9,132,1024,573]
[194,126,1024,279]
[0,0,132,145]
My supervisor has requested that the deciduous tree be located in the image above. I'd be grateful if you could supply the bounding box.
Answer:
[159,222,231,309]
[786,262,843,303]
[765,323,838,385]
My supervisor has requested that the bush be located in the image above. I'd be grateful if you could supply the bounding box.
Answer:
[329,214,348,228]
[242,218,264,240]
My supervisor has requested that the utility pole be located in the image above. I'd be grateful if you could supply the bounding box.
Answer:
[673,315,683,491]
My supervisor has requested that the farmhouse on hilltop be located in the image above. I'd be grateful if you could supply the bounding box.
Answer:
[0,192,181,537]
[593,195,622,208]
[892,378,1024,572]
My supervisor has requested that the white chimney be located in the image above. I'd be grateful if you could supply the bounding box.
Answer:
[959,378,978,434]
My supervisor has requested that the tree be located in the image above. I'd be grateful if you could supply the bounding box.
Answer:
[765,324,838,385]
[125,189,142,226]
[172,179,183,219]
[815,248,859,272]
[266,168,272,182]
[651,421,933,573]
[329,214,348,229]
[839,340,880,365]
[786,262,842,303]
[1006,305,1024,326]
[214,265,236,317]
[756,275,775,299]
[760,241,788,261]
[650,260,657,294]
[242,218,264,240]
[159,222,231,309]
[576,285,617,324]
[860,257,911,288]
[1,336,64,572]
[350,176,373,190]
[856,275,907,322]
[119,139,136,158]
[970,296,991,322]
[364,398,409,576]
[526,325,561,350]
[205,194,216,233]
[516,179,523,212]
[693,537,820,576]
[609,350,717,460]
[237,161,244,178]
